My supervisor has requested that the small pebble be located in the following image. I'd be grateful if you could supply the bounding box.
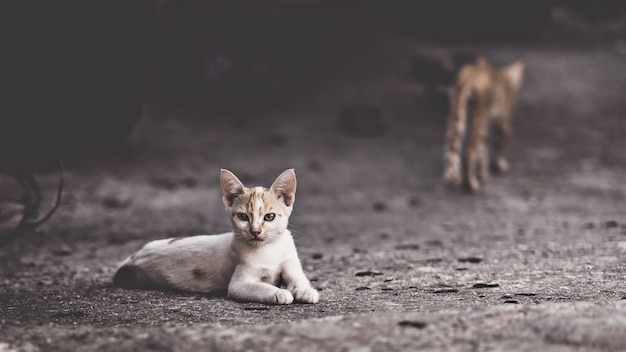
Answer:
[394,244,420,250]
[372,201,387,212]
[433,288,458,294]
[605,220,619,228]
[355,271,383,277]
[472,283,499,289]
[504,300,519,304]
[514,293,537,297]
[458,257,482,264]
[398,320,428,329]
[311,253,323,260]
[355,287,372,291]
[408,196,421,208]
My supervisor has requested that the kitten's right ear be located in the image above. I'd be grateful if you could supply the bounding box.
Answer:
[220,169,245,207]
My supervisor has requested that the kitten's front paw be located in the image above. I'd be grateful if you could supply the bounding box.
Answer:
[293,287,319,304]
[272,289,294,305]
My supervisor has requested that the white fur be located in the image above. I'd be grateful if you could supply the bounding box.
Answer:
[114,169,319,305]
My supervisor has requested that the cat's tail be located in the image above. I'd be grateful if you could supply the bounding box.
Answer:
[113,264,151,289]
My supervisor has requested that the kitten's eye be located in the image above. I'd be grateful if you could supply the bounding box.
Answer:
[236,213,249,221]
[264,213,276,221]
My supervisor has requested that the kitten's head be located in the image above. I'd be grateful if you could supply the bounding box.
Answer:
[220,169,296,246]
[503,58,525,91]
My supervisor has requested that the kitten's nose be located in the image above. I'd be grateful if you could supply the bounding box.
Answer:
[250,229,261,237]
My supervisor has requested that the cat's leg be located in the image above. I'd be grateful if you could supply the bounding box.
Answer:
[466,109,489,192]
[443,90,468,187]
[227,267,294,304]
[281,258,319,304]
[492,115,511,174]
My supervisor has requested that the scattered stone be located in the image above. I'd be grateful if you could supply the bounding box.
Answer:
[381,287,393,291]
[433,288,459,294]
[515,293,537,297]
[355,271,383,277]
[584,222,595,229]
[458,257,482,264]
[372,200,387,212]
[398,320,428,329]
[243,306,270,311]
[338,106,385,138]
[311,253,323,260]
[408,196,421,208]
[605,220,619,228]
[454,267,469,271]
[472,283,500,289]
[501,295,513,299]
[355,287,372,291]
[426,258,442,264]
[394,244,420,250]
[504,300,519,304]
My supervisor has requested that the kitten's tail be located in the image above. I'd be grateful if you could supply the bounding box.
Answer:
[113,264,150,289]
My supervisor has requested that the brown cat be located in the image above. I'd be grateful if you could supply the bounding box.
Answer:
[443,57,524,192]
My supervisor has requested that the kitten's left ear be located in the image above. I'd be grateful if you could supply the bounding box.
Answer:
[221,169,245,207]
[270,169,297,207]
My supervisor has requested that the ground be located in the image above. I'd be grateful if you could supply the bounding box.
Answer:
[1,15,626,352]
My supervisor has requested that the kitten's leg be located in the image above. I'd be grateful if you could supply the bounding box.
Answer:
[281,258,319,304]
[466,109,489,192]
[492,115,511,174]
[227,267,294,305]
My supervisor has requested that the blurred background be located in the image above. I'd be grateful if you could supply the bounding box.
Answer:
[1,0,624,166]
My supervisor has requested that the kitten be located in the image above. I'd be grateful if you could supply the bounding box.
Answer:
[443,57,525,192]
[113,169,319,305]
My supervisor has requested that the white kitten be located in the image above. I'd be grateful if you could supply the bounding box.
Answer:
[113,169,319,305]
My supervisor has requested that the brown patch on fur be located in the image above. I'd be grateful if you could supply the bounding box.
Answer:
[168,237,184,244]
[192,268,207,280]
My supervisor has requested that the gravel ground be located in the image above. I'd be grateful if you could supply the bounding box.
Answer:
[1,16,626,352]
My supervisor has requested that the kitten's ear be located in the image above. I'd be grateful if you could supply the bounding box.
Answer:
[220,169,245,207]
[505,58,525,89]
[270,169,297,207]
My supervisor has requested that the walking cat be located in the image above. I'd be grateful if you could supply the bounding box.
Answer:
[113,169,319,305]
[443,57,525,192]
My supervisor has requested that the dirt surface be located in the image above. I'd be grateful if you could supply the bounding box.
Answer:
[2,16,626,352]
